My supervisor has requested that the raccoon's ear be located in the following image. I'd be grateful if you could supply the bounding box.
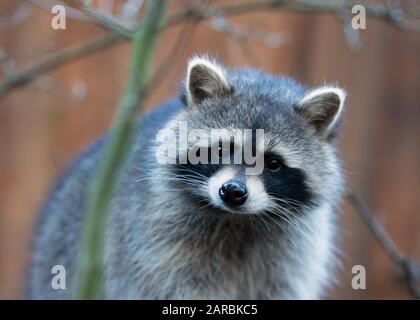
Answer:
[295,86,346,140]
[186,57,232,106]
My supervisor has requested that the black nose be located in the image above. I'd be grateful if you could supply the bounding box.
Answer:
[219,180,248,206]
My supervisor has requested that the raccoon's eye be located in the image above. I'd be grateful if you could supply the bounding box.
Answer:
[266,156,283,172]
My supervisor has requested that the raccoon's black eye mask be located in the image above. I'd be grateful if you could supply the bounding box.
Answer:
[175,146,314,210]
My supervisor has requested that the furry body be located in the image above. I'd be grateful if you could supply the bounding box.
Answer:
[28,59,345,299]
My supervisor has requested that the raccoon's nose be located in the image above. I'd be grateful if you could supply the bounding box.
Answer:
[219,180,248,206]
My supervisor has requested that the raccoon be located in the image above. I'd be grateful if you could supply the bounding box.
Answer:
[27,56,346,299]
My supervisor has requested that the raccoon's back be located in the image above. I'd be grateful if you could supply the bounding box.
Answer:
[26,97,183,299]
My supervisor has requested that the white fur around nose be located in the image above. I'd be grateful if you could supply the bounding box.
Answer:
[207,168,270,214]
[244,175,270,213]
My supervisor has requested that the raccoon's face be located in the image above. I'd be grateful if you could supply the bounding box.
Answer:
[161,57,345,216]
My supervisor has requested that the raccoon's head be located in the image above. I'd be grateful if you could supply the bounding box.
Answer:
[157,57,345,216]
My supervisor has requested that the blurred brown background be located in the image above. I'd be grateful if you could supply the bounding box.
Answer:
[0,0,419,299]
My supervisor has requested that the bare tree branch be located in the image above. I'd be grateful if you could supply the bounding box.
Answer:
[73,3,134,38]
[346,190,420,299]
[74,0,168,299]
[165,0,420,32]
[0,2,32,29]
[149,18,197,92]
[203,0,286,48]
[0,32,121,97]
[335,9,362,51]
[0,47,16,76]
[2,0,420,99]
[29,0,93,22]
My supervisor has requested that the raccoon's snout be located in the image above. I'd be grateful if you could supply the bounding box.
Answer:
[219,180,248,206]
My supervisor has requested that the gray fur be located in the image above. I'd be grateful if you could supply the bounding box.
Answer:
[27,58,345,299]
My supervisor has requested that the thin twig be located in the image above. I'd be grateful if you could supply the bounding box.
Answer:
[149,19,197,92]
[3,0,420,99]
[346,189,420,299]
[77,4,134,38]
[0,32,121,97]
[74,0,168,300]
[0,2,31,29]
[165,0,420,32]
[0,47,16,76]
[29,0,93,22]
